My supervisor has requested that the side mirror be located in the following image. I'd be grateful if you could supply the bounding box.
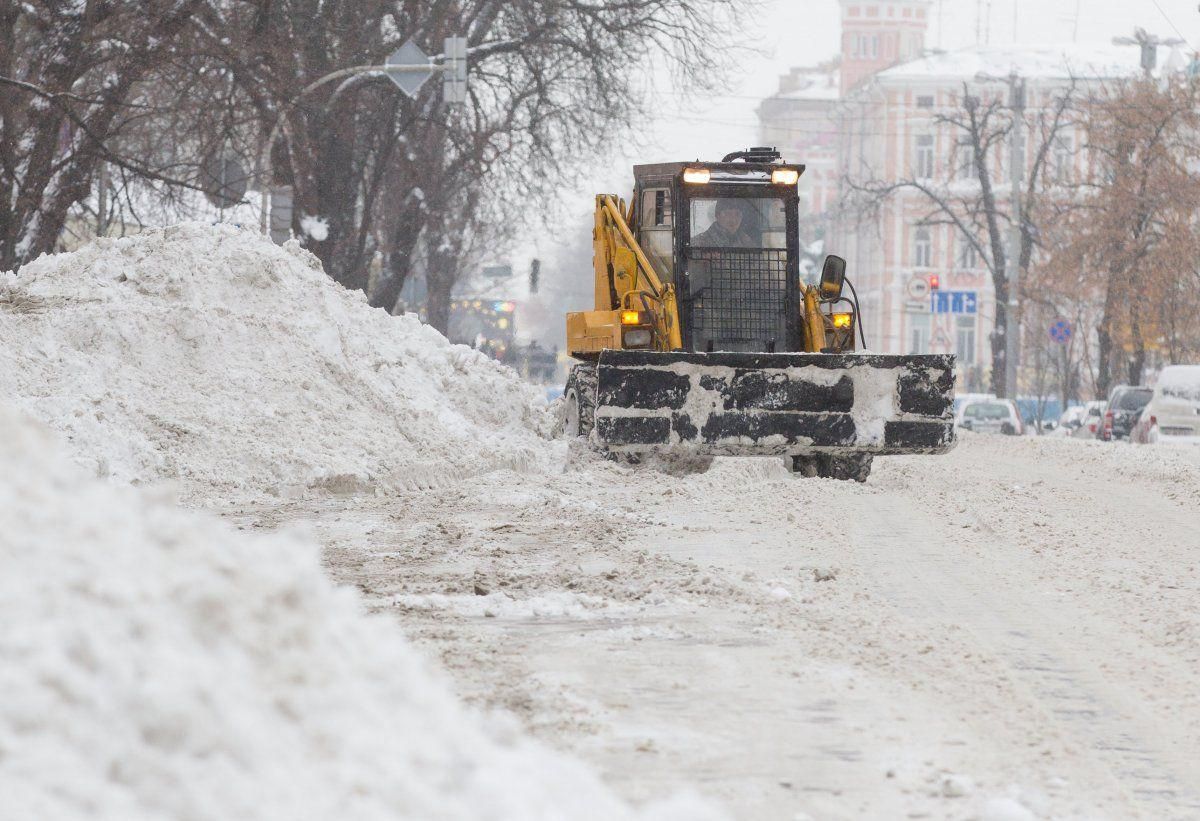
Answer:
[820,255,846,300]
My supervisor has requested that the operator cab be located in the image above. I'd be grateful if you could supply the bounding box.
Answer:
[632,147,804,353]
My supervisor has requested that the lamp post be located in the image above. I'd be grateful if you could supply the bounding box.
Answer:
[257,38,467,239]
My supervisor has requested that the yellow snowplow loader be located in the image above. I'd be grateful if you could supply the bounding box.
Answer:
[563,148,955,481]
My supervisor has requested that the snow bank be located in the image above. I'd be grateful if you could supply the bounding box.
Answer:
[0,406,718,821]
[0,223,552,499]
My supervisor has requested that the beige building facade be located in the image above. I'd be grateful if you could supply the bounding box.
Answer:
[759,0,1152,390]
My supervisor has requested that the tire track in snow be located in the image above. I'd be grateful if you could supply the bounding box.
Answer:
[850,494,1200,819]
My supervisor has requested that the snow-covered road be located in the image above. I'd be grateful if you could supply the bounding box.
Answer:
[9,226,1198,819]
[234,434,1200,820]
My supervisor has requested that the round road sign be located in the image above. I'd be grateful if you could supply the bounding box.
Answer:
[1049,318,1072,344]
[907,276,931,301]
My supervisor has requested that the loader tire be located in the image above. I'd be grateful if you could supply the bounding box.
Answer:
[563,363,597,439]
[789,453,873,483]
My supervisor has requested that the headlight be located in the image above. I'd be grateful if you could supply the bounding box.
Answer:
[621,310,642,325]
[622,329,652,348]
[771,167,799,186]
[832,312,853,329]
[683,167,711,184]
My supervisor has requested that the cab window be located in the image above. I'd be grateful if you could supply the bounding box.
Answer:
[689,197,786,250]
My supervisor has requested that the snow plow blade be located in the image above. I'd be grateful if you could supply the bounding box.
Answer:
[593,349,955,456]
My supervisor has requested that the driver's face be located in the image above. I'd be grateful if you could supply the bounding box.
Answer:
[716,207,742,233]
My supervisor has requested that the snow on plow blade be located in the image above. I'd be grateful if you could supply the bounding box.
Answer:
[593,349,956,456]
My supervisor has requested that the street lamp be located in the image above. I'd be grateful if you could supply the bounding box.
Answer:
[257,37,467,239]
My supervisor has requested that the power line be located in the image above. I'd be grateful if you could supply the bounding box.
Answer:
[1146,0,1194,51]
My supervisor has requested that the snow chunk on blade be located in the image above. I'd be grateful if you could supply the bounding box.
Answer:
[593,349,956,456]
[0,223,554,501]
[0,405,721,821]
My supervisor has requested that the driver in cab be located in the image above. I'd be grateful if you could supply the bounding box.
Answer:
[692,199,755,249]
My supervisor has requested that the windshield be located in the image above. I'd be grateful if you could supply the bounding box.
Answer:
[690,197,786,250]
[964,402,1012,421]
[1115,389,1152,411]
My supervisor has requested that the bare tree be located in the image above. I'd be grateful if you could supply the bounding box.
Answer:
[844,79,1079,397]
[194,0,746,328]
[1046,77,1200,393]
[0,0,209,269]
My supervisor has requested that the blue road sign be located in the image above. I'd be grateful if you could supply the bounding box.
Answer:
[1049,318,1072,344]
[930,290,977,314]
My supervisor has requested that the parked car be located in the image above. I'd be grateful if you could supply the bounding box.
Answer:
[956,398,1024,435]
[1130,365,1200,445]
[1056,404,1086,436]
[953,393,996,416]
[1100,385,1154,441]
[1067,400,1107,440]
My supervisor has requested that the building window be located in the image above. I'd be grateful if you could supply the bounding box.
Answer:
[916,95,934,108]
[870,35,879,58]
[909,313,931,354]
[1054,133,1074,183]
[956,237,977,269]
[914,134,934,178]
[913,227,932,268]
[958,139,977,181]
[956,315,977,365]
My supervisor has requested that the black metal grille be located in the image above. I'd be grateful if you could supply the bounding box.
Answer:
[688,248,790,352]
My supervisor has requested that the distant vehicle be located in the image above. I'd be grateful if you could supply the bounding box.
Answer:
[1056,404,1086,436]
[956,398,1024,435]
[1100,385,1153,441]
[1065,400,1107,440]
[953,392,996,416]
[448,298,519,362]
[1130,366,1200,444]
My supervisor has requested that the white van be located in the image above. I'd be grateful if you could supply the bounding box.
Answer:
[1132,365,1200,444]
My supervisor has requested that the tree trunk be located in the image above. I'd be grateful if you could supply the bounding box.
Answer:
[369,203,425,311]
[1127,311,1146,386]
[424,227,458,334]
[1096,326,1113,399]
[988,297,1008,397]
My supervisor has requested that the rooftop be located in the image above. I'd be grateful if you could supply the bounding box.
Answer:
[874,43,1181,83]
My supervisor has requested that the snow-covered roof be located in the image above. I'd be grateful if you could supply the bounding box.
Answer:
[777,72,840,101]
[875,43,1165,84]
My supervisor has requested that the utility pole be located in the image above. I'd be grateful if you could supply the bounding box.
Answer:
[1004,73,1025,401]
[1113,28,1184,78]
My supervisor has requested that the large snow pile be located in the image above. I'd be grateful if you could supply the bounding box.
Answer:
[0,405,716,821]
[0,223,552,499]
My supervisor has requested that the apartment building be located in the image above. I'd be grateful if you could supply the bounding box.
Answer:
[759,0,1156,390]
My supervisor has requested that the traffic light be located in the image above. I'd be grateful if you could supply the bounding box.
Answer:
[529,258,541,294]
[928,273,940,291]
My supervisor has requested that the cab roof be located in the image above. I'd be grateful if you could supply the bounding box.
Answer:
[633,160,806,185]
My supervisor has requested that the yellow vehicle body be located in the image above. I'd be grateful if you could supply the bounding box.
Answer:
[566,194,839,357]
